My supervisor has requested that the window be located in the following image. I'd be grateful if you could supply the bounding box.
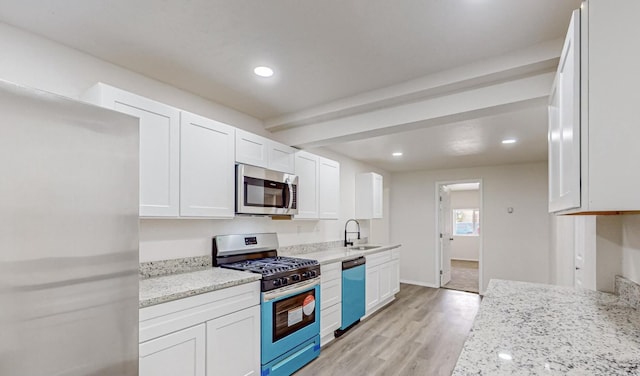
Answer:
[453,208,480,236]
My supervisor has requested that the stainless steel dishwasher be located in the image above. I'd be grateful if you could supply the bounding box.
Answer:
[335,256,366,337]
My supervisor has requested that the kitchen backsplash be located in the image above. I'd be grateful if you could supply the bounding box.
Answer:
[139,238,368,279]
[140,255,211,279]
[615,275,640,310]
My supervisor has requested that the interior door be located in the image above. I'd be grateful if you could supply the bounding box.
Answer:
[439,185,452,286]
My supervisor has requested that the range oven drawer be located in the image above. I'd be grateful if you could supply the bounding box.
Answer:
[261,281,320,368]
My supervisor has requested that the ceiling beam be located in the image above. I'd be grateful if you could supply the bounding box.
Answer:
[265,39,562,131]
[272,71,554,148]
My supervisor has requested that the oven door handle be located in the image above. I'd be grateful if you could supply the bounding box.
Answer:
[263,277,320,302]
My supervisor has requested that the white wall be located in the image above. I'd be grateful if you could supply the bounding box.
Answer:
[549,215,576,286]
[0,22,391,262]
[450,190,480,261]
[391,162,550,293]
[622,214,640,285]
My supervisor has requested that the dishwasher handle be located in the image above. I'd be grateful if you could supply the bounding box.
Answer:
[342,256,366,270]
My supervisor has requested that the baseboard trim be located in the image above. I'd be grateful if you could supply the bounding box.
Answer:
[400,279,439,288]
[451,258,479,262]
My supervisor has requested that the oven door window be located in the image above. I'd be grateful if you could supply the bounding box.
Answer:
[245,177,286,208]
[272,289,316,342]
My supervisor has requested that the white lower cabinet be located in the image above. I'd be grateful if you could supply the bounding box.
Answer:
[206,305,260,376]
[139,282,260,376]
[378,262,392,303]
[320,262,342,347]
[365,250,400,317]
[365,266,380,313]
[391,249,400,295]
[139,324,206,376]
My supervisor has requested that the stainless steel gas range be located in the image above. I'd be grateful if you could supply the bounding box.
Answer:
[213,233,320,376]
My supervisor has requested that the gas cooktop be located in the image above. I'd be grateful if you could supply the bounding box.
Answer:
[223,256,319,276]
[213,233,321,292]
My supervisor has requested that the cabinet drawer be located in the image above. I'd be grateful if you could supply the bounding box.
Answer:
[321,277,342,308]
[320,303,341,340]
[139,281,260,342]
[321,262,341,281]
[366,251,391,268]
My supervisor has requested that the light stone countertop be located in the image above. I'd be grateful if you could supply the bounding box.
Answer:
[284,243,402,265]
[139,268,261,308]
[139,243,401,308]
[453,279,640,375]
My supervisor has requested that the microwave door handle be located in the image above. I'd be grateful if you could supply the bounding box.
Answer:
[286,181,294,212]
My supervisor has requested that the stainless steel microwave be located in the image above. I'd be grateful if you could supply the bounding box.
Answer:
[236,164,298,216]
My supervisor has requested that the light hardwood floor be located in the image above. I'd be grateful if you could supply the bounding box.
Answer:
[443,260,479,293]
[296,284,481,376]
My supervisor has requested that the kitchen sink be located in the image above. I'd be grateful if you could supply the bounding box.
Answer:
[348,245,379,251]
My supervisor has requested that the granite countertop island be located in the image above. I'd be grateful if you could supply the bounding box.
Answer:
[453,279,640,375]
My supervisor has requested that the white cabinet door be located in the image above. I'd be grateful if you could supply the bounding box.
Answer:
[548,10,581,213]
[320,302,341,347]
[295,151,319,219]
[379,262,392,303]
[84,83,180,217]
[355,172,383,219]
[390,259,400,295]
[318,157,340,219]
[372,173,383,218]
[180,112,235,218]
[206,305,261,376]
[365,265,380,314]
[269,142,296,174]
[236,129,268,168]
[320,276,342,309]
[139,324,205,376]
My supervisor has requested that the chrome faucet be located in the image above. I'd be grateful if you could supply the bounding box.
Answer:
[344,219,360,247]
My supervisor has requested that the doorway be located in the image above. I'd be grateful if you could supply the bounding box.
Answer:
[436,180,482,294]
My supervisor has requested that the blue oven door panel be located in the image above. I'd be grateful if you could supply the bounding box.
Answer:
[261,335,320,376]
[261,284,321,365]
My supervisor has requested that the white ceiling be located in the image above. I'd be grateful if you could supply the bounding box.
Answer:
[0,0,580,172]
[324,106,549,172]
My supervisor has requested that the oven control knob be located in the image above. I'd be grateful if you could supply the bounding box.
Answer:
[302,271,309,278]
[309,270,317,278]
[273,278,282,287]
[291,274,300,282]
[282,277,290,285]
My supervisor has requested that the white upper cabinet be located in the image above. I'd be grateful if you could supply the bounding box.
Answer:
[180,112,235,218]
[295,151,340,220]
[294,151,320,219]
[235,129,296,173]
[269,142,297,174]
[235,129,269,169]
[548,10,581,213]
[355,172,383,219]
[549,1,640,213]
[318,157,340,219]
[83,83,180,217]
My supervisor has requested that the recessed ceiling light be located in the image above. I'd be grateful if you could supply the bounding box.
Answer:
[254,66,274,78]
[392,152,403,157]
[501,139,517,144]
